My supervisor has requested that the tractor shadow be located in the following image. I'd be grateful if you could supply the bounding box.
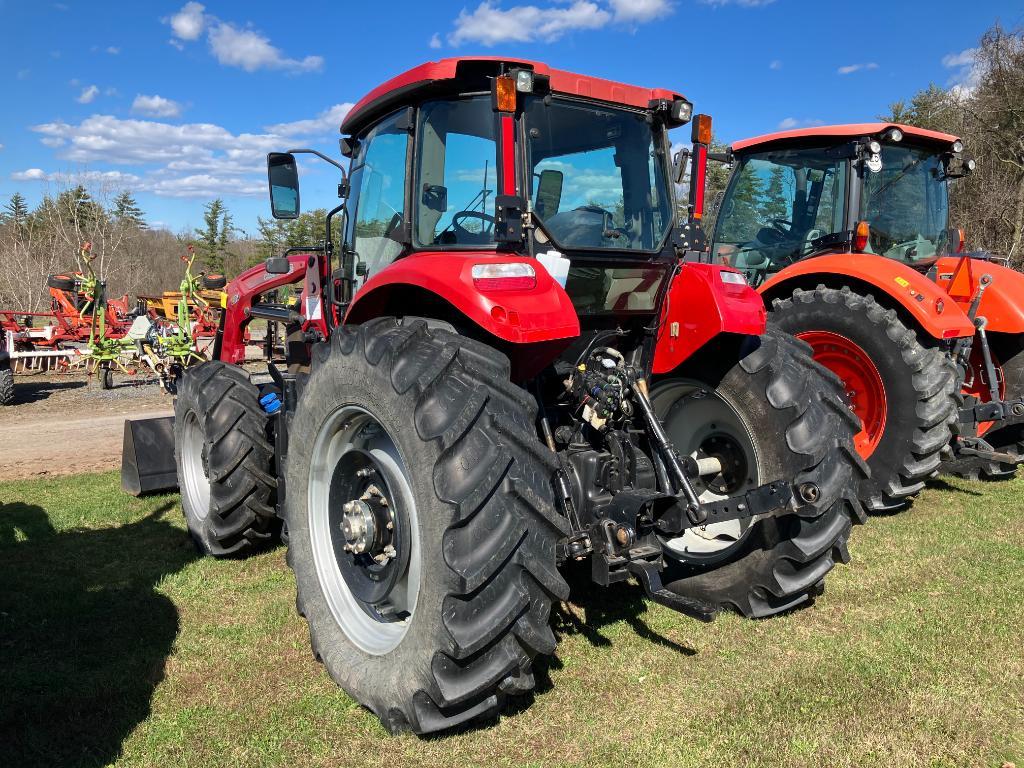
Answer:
[0,500,198,767]
[10,377,86,404]
[926,477,985,496]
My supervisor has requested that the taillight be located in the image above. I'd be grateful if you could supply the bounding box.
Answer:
[471,262,537,291]
[719,270,747,286]
[853,221,870,252]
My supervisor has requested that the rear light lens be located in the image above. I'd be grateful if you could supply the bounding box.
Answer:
[943,328,965,339]
[692,114,712,145]
[472,262,536,291]
[853,221,870,252]
[494,75,516,112]
[719,270,747,285]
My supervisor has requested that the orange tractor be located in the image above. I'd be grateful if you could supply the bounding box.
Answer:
[710,123,1024,510]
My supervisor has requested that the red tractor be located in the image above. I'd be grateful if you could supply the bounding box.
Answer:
[166,58,863,733]
[710,123,1024,511]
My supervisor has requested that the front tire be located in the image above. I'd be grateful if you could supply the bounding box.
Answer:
[651,329,866,618]
[286,318,569,735]
[173,361,278,556]
[770,285,958,512]
[0,364,13,405]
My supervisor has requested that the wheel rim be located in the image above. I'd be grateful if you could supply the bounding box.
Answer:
[308,405,420,656]
[651,380,762,563]
[797,330,887,459]
[180,409,211,520]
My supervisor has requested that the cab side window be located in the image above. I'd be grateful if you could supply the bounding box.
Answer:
[350,111,409,279]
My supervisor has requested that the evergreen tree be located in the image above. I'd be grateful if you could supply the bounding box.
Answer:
[763,165,791,225]
[111,191,146,229]
[2,192,29,227]
[194,198,232,274]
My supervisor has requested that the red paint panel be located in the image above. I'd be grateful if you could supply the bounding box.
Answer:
[501,115,516,195]
[345,251,579,344]
[652,263,767,374]
[934,256,1024,333]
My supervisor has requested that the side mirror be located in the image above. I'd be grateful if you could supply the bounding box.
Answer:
[265,256,290,274]
[267,153,300,219]
[422,183,448,213]
[535,169,563,218]
[672,148,691,184]
[339,137,360,159]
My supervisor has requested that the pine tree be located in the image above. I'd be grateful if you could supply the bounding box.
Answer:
[112,190,146,229]
[194,198,232,274]
[763,165,791,225]
[2,192,29,227]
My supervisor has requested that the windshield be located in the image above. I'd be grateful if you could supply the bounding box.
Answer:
[525,96,672,253]
[860,146,949,262]
[712,147,846,281]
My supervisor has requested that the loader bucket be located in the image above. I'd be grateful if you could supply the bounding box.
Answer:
[121,416,178,496]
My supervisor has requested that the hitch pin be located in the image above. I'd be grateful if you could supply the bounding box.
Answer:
[631,379,706,523]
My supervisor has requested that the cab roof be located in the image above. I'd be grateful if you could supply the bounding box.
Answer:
[341,56,685,136]
[731,123,960,153]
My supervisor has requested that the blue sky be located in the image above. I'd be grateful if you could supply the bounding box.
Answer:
[1,0,1020,235]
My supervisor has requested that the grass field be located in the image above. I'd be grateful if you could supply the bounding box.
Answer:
[0,472,1021,768]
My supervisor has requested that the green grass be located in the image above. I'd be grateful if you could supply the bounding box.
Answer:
[0,473,1021,768]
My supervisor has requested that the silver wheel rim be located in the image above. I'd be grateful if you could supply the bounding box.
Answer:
[308,405,420,656]
[651,379,762,564]
[180,409,211,521]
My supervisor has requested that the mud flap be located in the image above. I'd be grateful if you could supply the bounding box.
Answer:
[121,416,177,496]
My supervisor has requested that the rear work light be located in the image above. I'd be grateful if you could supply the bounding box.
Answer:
[719,270,747,285]
[472,262,537,291]
[854,221,870,252]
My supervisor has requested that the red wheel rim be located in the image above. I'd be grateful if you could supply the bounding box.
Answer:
[797,330,887,459]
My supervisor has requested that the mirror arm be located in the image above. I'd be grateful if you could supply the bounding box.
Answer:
[286,148,349,183]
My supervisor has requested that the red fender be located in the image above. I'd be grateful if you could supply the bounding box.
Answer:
[759,253,974,340]
[345,252,580,344]
[934,256,1024,333]
[652,263,766,375]
[220,254,308,364]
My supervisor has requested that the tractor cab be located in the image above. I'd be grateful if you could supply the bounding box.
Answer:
[712,123,975,286]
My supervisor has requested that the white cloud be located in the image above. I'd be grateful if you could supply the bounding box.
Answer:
[23,101,348,199]
[168,1,206,41]
[12,168,50,181]
[449,1,611,46]
[165,3,323,73]
[943,47,982,96]
[265,103,354,136]
[429,33,442,49]
[76,85,99,104]
[837,62,879,75]
[769,59,782,70]
[132,94,183,118]
[0,144,5,151]
[208,22,323,72]
[609,0,672,23]
[700,0,775,6]
[777,117,824,130]
[106,46,120,54]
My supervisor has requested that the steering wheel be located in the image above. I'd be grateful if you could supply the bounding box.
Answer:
[451,211,495,242]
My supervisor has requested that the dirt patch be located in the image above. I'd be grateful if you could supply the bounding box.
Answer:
[0,372,173,480]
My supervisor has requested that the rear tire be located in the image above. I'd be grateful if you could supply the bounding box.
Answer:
[770,285,958,512]
[286,318,569,735]
[0,364,13,406]
[174,361,278,556]
[46,274,76,292]
[96,365,113,390]
[652,329,866,618]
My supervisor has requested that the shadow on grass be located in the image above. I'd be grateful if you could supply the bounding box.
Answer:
[0,500,198,767]
[9,377,86,404]
[927,478,985,496]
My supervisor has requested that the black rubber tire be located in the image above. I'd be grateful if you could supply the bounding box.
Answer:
[0,364,14,406]
[286,317,569,735]
[97,365,113,390]
[202,274,227,290]
[46,274,76,292]
[654,328,866,618]
[943,332,1024,480]
[769,285,958,512]
[173,361,279,556]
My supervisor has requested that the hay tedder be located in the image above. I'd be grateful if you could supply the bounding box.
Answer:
[127,58,867,734]
[710,124,1024,511]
